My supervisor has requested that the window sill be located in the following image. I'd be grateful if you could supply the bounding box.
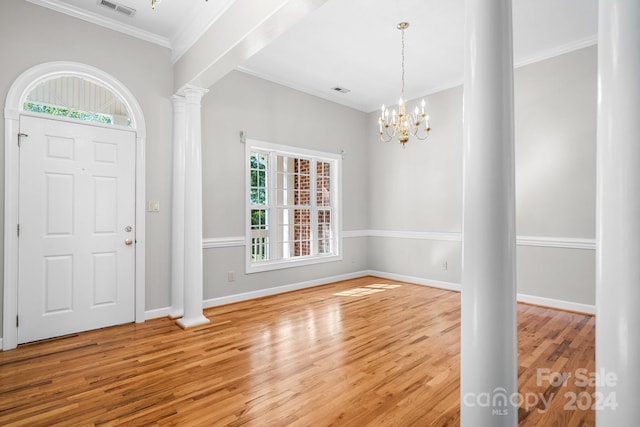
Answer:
[246,253,343,274]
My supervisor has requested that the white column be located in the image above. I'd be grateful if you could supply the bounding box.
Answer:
[170,95,186,319]
[176,86,210,329]
[596,1,640,424]
[461,1,517,426]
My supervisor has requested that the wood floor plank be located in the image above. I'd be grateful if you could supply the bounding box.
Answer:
[0,276,595,426]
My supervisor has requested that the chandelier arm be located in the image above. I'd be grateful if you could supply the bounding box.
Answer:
[379,125,396,142]
[411,123,431,140]
[381,124,397,140]
[379,133,394,143]
[412,132,430,141]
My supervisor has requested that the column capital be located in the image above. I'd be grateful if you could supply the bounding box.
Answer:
[178,85,209,103]
[171,94,187,110]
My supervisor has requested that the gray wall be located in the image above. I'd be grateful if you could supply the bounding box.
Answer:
[0,0,175,337]
[200,71,370,299]
[366,45,597,305]
[515,46,596,305]
[367,84,464,285]
[515,47,596,238]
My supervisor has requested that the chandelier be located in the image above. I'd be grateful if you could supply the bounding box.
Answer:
[378,22,430,147]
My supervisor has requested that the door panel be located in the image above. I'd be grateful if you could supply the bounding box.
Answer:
[44,255,73,313]
[18,116,136,344]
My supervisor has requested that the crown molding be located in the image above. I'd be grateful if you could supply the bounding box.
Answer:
[25,0,171,48]
[514,35,598,69]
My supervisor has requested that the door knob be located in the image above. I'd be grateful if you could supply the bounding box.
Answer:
[125,239,133,246]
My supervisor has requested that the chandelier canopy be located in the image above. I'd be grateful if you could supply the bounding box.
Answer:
[378,22,431,147]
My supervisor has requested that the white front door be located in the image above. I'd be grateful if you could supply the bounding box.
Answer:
[17,115,136,344]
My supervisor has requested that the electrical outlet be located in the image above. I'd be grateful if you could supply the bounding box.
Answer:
[228,271,235,282]
[442,261,448,271]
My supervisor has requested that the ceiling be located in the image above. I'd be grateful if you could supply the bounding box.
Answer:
[27,0,598,113]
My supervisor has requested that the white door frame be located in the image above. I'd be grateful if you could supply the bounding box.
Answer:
[3,62,146,350]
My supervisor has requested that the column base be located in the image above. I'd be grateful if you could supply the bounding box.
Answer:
[176,315,210,329]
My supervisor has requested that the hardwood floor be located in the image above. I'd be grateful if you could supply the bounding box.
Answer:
[0,276,595,426]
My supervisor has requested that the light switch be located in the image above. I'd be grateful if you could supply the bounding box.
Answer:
[148,200,160,212]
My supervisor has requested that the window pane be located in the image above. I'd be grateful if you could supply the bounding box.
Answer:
[294,158,311,208]
[250,152,268,205]
[251,209,269,262]
[294,208,311,257]
[317,209,332,254]
[316,161,331,207]
[276,208,293,259]
[275,155,292,206]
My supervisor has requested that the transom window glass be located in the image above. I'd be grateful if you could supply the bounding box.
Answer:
[23,76,132,127]
[247,140,341,272]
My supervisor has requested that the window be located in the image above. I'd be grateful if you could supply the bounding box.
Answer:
[24,102,115,125]
[246,140,341,272]
[23,76,132,127]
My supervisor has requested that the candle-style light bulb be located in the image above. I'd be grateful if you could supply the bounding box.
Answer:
[421,99,425,115]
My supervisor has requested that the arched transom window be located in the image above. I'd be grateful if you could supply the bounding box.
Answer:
[23,76,132,127]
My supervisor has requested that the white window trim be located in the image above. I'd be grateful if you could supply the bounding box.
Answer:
[245,139,342,274]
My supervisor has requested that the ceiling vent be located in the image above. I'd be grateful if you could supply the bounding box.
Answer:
[98,0,136,17]
[331,86,351,94]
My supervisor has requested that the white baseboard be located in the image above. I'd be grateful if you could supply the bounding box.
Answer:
[144,269,594,322]
[366,270,462,292]
[517,293,595,315]
[144,306,173,320]
[367,270,595,314]
[203,270,369,309]
[144,271,367,321]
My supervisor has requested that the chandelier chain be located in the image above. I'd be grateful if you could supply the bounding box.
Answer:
[401,26,405,102]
